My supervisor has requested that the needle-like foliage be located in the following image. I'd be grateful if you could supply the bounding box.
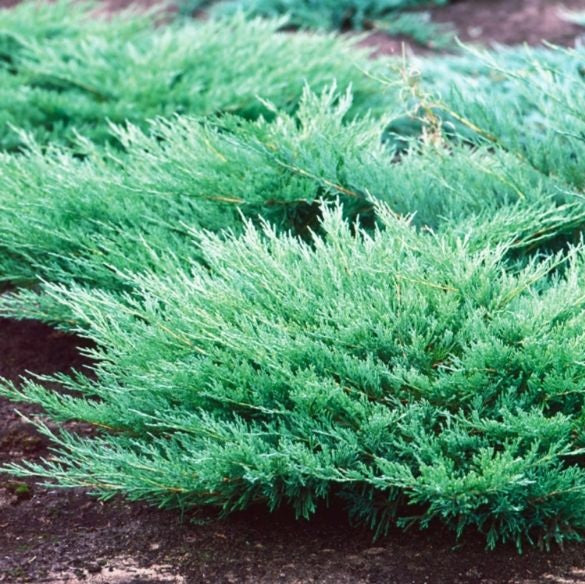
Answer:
[417,45,585,190]
[2,80,584,327]
[4,204,585,551]
[0,87,393,292]
[2,2,585,551]
[0,0,387,151]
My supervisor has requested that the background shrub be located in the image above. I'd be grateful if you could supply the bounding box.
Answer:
[190,0,449,30]
[0,1,387,151]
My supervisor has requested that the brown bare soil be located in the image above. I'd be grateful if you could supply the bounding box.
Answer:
[361,0,585,56]
[432,0,585,47]
[3,1,585,582]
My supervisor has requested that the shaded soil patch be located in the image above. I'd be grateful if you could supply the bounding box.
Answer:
[0,319,92,382]
[432,0,585,47]
[0,318,95,466]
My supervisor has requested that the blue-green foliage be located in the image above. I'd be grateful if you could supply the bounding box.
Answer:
[4,205,585,551]
[206,0,448,30]
[2,1,585,551]
[0,87,397,296]
[0,0,386,151]
[2,81,584,326]
[418,45,585,189]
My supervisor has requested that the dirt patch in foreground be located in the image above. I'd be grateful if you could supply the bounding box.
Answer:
[3,320,585,583]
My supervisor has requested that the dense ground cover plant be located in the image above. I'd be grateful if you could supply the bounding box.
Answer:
[2,80,584,326]
[3,45,585,325]
[0,88,397,300]
[0,0,386,151]
[3,0,585,551]
[4,205,585,551]
[417,45,585,189]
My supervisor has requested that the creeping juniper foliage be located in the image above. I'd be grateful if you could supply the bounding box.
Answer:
[0,0,386,150]
[2,0,585,551]
[384,12,456,49]
[4,206,585,552]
